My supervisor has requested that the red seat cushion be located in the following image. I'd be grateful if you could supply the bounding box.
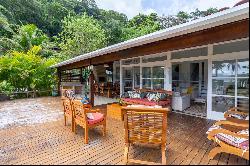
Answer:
[121,98,171,106]
[87,113,104,125]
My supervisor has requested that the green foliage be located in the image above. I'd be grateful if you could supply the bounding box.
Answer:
[13,24,49,52]
[98,9,128,45]
[0,46,58,92]
[0,80,14,95]
[121,13,161,40]
[82,68,92,82]
[159,8,219,29]
[0,0,223,98]
[0,0,45,28]
[58,13,107,58]
[0,24,56,58]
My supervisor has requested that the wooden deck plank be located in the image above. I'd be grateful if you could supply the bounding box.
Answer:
[0,97,248,165]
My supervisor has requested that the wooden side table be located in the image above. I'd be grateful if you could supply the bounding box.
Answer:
[107,103,124,121]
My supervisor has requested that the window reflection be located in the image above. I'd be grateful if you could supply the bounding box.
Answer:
[212,96,235,113]
[238,59,249,77]
[212,60,235,77]
[212,79,235,96]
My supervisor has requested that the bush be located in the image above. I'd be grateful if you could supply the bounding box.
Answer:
[0,46,58,93]
[0,80,14,95]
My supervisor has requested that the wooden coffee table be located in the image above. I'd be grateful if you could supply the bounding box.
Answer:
[107,103,124,121]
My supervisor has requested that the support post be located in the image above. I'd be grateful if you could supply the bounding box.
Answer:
[89,71,95,107]
[57,68,61,96]
[80,68,83,84]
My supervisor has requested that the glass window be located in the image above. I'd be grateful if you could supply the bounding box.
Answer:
[237,78,249,97]
[212,58,249,113]
[153,79,164,90]
[115,67,120,81]
[142,56,167,63]
[142,79,151,89]
[190,63,199,81]
[172,64,179,80]
[212,96,235,113]
[212,78,235,96]
[123,68,132,79]
[134,67,140,88]
[237,59,249,77]
[152,66,164,78]
[122,58,140,65]
[237,98,249,111]
[212,60,236,77]
[142,67,151,78]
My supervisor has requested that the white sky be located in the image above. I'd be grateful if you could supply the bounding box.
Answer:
[95,0,241,19]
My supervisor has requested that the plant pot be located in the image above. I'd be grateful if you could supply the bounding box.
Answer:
[52,90,58,97]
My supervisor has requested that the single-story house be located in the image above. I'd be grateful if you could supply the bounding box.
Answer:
[51,3,249,120]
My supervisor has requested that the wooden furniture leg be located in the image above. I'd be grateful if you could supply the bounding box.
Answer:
[162,145,167,165]
[74,122,77,134]
[103,123,106,136]
[71,119,74,132]
[124,143,129,165]
[84,127,89,144]
[64,115,67,126]
[208,147,222,160]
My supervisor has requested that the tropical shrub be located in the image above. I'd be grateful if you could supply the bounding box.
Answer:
[0,80,14,95]
[58,13,107,58]
[0,46,58,93]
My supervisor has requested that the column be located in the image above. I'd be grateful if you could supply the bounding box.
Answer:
[207,44,213,119]
[120,60,123,96]
[57,68,61,96]
[89,71,95,106]
[165,52,172,91]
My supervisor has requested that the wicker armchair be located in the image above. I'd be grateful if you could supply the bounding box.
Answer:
[72,100,106,144]
[122,106,170,165]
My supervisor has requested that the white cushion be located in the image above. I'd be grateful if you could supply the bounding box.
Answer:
[86,113,94,120]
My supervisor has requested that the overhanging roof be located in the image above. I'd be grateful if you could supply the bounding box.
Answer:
[51,3,249,68]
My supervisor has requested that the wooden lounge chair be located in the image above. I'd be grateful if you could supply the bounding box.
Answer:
[207,120,249,160]
[122,106,170,165]
[72,100,106,144]
[224,107,249,125]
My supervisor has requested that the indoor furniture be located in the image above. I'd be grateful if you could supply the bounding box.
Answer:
[172,94,190,111]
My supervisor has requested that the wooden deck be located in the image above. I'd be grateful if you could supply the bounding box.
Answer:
[0,97,248,165]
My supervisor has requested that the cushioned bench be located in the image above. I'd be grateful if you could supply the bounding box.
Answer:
[120,89,172,107]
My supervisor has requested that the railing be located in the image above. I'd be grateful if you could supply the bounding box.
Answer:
[61,73,82,82]
[0,90,52,100]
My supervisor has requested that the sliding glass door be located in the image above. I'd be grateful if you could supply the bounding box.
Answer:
[212,58,249,113]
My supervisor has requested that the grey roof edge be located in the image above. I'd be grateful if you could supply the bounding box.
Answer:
[51,3,249,68]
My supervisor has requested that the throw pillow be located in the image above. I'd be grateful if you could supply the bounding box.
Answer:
[65,90,75,99]
[147,93,157,101]
[229,113,248,120]
[128,91,141,98]
[140,92,148,99]
[86,113,94,120]
[122,92,130,98]
[131,92,141,98]
[156,92,168,100]
[81,95,89,104]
